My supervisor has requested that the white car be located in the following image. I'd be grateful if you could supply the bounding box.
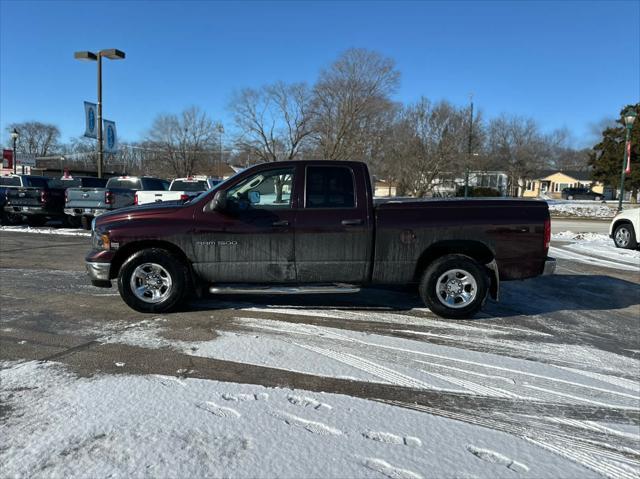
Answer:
[134,176,221,205]
[610,207,640,249]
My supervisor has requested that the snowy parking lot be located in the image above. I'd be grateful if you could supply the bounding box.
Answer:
[1,225,639,479]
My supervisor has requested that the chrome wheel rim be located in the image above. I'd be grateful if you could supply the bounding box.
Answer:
[436,269,477,309]
[130,263,173,303]
[615,228,630,247]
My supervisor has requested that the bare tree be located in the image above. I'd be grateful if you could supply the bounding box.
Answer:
[487,115,557,196]
[6,121,60,157]
[145,106,218,177]
[385,99,469,197]
[231,82,313,162]
[311,48,400,161]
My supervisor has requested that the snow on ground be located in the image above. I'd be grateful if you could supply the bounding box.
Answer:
[0,360,613,479]
[0,225,90,236]
[552,231,640,271]
[546,201,617,218]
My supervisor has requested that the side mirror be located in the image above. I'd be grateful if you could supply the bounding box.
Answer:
[212,190,227,211]
[248,191,261,205]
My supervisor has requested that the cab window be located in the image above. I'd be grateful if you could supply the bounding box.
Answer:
[305,166,355,208]
[226,167,294,210]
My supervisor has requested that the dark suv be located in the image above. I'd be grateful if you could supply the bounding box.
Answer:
[561,187,602,201]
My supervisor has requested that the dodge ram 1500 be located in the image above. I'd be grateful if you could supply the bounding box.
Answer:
[86,160,555,318]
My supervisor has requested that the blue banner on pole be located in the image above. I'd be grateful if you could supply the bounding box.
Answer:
[84,101,97,139]
[103,120,117,153]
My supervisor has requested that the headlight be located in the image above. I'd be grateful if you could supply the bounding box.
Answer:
[92,231,111,250]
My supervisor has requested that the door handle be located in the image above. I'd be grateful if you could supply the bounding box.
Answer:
[272,220,290,227]
[341,219,364,226]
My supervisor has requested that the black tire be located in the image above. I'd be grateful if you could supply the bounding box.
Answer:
[613,223,638,249]
[3,213,22,225]
[81,216,92,230]
[117,248,190,313]
[419,254,489,319]
[26,216,47,227]
[66,215,81,228]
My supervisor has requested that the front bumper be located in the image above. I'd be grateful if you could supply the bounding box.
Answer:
[86,261,111,287]
[542,257,556,275]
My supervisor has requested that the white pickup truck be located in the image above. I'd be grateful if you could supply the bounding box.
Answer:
[134,177,221,205]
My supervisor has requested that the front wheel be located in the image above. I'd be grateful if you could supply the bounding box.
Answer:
[613,223,638,249]
[117,248,190,313]
[419,254,489,319]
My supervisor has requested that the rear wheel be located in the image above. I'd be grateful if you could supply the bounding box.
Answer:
[66,215,81,228]
[26,216,47,227]
[81,216,92,230]
[613,223,637,249]
[117,248,190,313]
[419,254,489,319]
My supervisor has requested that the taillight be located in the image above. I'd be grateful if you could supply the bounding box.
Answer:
[64,189,68,203]
[543,218,551,251]
[105,191,114,205]
[134,193,138,205]
[40,190,49,203]
[179,194,189,202]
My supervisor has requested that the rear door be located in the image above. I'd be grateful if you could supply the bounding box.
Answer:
[191,165,298,283]
[294,164,373,283]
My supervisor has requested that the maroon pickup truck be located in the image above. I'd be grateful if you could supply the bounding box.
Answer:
[86,160,555,318]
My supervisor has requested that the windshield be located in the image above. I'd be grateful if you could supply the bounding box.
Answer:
[186,174,238,204]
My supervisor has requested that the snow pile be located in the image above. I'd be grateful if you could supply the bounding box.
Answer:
[0,225,91,237]
[547,201,616,218]
[0,360,605,478]
[551,231,640,270]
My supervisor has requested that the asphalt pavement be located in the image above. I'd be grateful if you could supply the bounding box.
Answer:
[551,218,611,234]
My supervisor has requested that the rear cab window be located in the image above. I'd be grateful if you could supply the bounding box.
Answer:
[305,166,356,208]
[107,178,142,190]
[0,177,21,186]
[170,180,209,192]
[142,178,170,190]
[25,177,48,188]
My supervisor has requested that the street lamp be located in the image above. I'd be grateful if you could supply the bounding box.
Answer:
[618,108,637,212]
[74,49,125,178]
[10,128,19,174]
[216,123,224,178]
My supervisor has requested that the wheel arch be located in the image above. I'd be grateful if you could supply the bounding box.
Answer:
[109,240,193,281]
[413,240,498,299]
[612,219,635,237]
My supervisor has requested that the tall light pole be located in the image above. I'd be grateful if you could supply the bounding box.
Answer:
[10,128,19,174]
[618,109,637,212]
[216,123,224,178]
[74,49,125,178]
[464,95,474,198]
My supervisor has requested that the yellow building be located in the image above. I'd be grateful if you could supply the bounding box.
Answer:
[522,170,604,199]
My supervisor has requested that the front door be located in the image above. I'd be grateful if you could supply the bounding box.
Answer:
[191,166,297,283]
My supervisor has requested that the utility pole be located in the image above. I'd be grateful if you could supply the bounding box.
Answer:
[464,94,473,198]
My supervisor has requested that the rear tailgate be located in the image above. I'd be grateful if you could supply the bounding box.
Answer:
[136,191,185,205]
[6,187,42,207]
[65,188,108,210]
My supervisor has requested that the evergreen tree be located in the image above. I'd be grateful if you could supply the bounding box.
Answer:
[590,103,640,202]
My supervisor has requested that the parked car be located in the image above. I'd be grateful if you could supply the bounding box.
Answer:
[561,187,602,201]
[86,160,555,319]
[4,175,67,226]
[610,207,640,249]
[65,176,169,229]
[135,176,221,206]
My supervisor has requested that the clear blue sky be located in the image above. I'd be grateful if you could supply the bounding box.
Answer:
[1,0,639,148]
